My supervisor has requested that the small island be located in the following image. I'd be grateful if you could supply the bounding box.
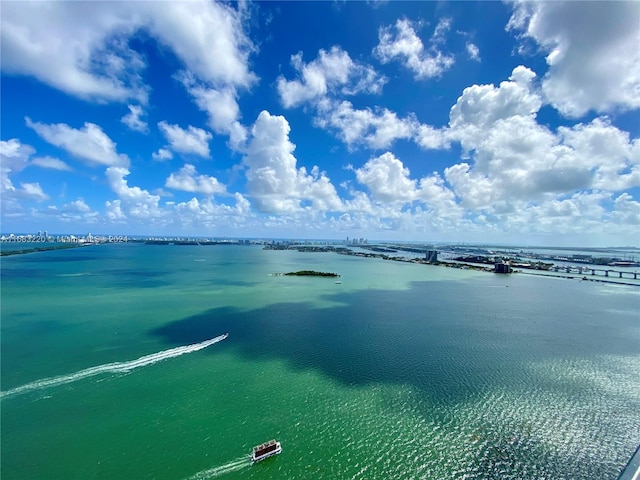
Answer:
[282,270,340,277]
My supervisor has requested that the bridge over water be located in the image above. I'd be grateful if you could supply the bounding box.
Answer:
[554,265,639,280]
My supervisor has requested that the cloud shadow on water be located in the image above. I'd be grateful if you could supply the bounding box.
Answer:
[149,278,640,478]
[150,279,639,406]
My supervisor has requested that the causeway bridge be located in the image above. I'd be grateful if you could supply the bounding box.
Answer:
[554,265,639,280]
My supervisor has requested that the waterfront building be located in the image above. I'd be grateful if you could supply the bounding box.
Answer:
[425,250,438,263]
[494,261,512,274]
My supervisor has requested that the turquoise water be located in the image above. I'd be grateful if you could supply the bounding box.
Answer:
[1,244,639,479]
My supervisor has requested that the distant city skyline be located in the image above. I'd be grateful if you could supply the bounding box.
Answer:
[2,229,639,252]
[1,1,639,247]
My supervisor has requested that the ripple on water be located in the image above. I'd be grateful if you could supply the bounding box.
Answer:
[275,353,639,480]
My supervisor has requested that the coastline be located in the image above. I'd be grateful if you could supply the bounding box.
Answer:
[2,240,638,287]
[0,243,89,256]
[265,244,640,287]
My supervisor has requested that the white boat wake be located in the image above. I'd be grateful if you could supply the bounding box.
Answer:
[184,456,251,479]
[0,334,228,399]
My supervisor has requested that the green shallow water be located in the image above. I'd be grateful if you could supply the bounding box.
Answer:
[1,244,639,479]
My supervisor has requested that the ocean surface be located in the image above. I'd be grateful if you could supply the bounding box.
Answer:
[1,243,639,479]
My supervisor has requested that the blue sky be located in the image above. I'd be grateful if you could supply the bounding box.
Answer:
[1,1,639,246]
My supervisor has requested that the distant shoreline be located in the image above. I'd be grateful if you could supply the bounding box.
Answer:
[2,241,637,287]
[266,244,640,287]
[0,244,88,256]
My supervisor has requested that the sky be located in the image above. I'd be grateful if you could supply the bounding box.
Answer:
[1,1,639,246]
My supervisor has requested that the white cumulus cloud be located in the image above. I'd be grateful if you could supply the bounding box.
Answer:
[354,152,418,202]
[558,118,640,192]
[316,100,417,150]
[158,121,212,158]
[507,1,640,117]
[35,198,98,225]
[31,156,72,171]
[0,138,34,173]
[171,194,252,230]
[15,182,49,201]
[105,167,164,220]
[466,42,480,62]
[353,152,460,220]
[144,1,256,89]
[165,164,226,195]
[25,118,129,167]
[1,2,147,103]
[0,139,49,209]
[121,105,148,133]
[152,148,173,162]
[184,82,246,149]
[442,68,640,215]
[374,18,455,79]
[316,99,449,151]
[62,198,91,213]
[277,46,386,108]
[612,193,640,226]
[0,1,256,104]
[244,111,342,213]
[448,66,542,152]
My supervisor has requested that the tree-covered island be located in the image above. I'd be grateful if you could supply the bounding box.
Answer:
[280,270,340,277]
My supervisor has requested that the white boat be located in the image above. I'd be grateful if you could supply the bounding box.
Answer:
[251,439,282,463]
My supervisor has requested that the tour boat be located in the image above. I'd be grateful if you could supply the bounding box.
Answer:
[251,439,282,463]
